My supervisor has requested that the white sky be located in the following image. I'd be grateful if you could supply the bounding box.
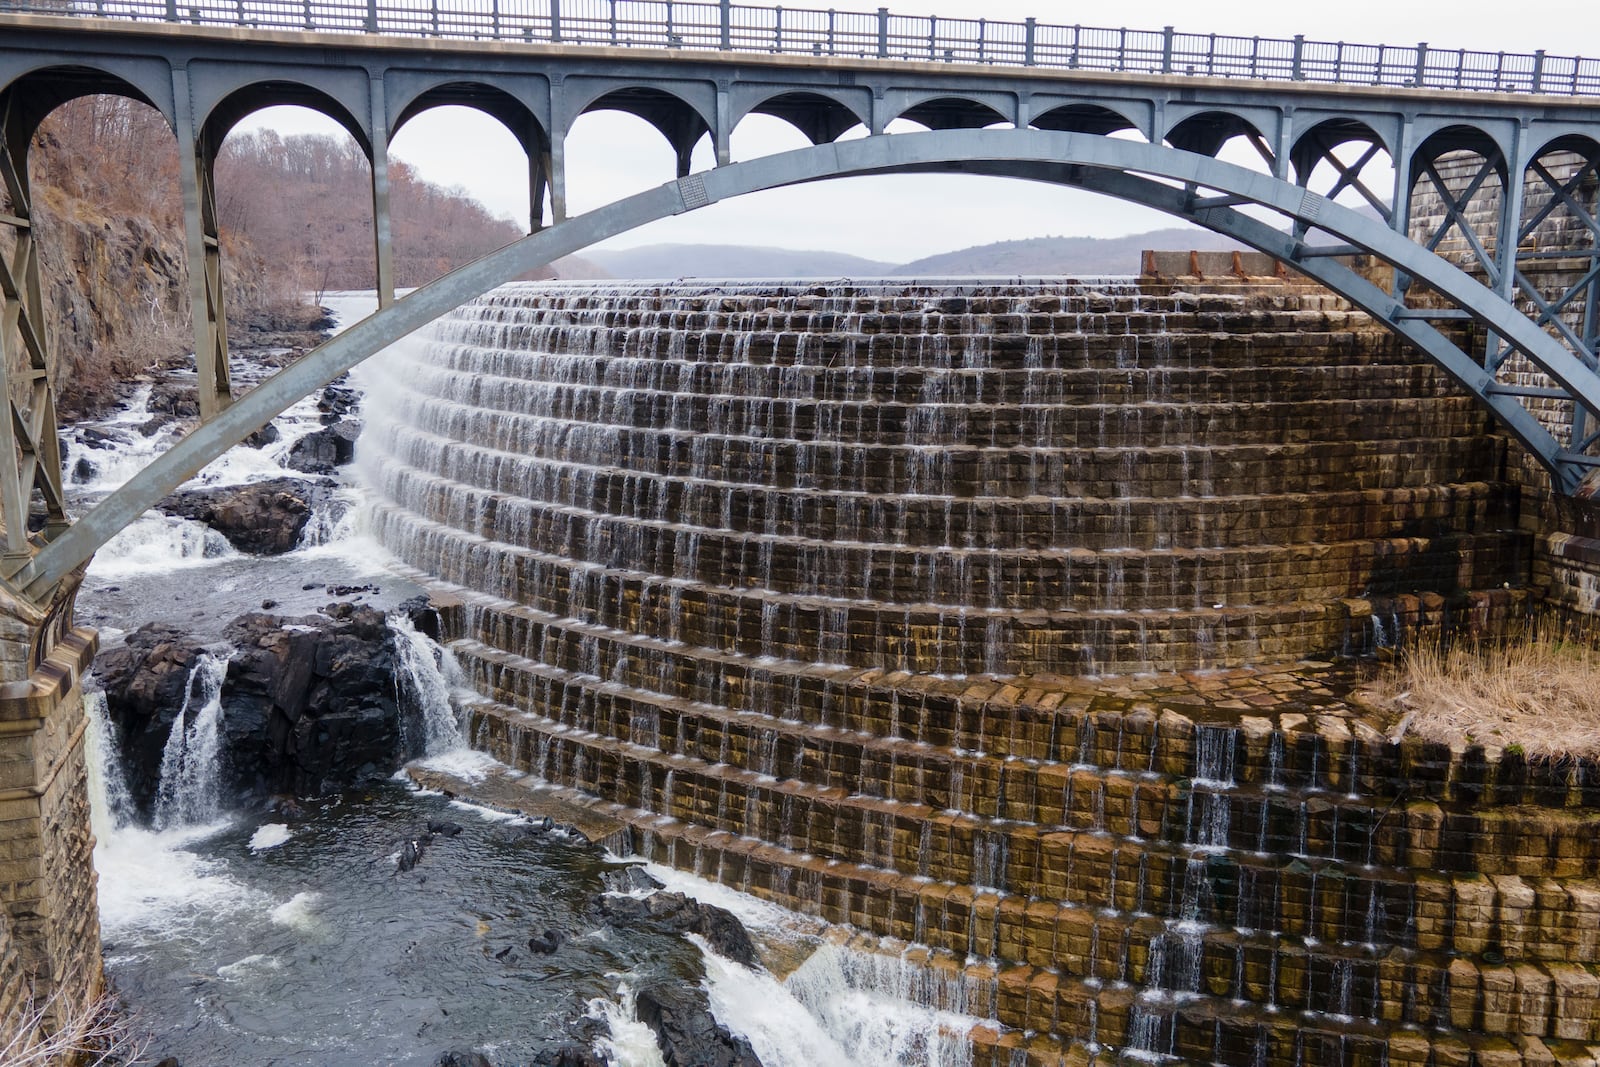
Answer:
[245,1,1597,263]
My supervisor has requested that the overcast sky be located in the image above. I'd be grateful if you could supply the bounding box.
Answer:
[247,1,1596,263]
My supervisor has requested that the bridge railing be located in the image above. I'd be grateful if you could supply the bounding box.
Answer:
[12,0,1600,98]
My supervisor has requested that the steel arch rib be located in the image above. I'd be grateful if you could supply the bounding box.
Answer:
[18,128,1592,595]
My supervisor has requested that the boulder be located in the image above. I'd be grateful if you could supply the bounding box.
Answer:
[634,984,762,1067]
[285,419,361,474]
[92,624,209,811]
[98,603,447,811]
[319,379,361,422]
[157,476,337,554]
[598,892,758,968]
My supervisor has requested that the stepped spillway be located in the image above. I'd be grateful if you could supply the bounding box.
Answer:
[363,280,1596,1065]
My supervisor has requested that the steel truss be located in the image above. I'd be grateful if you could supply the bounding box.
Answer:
[0,93,69,577]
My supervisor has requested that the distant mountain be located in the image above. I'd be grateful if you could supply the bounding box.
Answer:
[565,228,1251,282]
[890,229,1249,277]
[576,243,894,279]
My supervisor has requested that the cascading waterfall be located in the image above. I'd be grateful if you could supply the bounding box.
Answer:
[353,279,1534,1062]
[153,651,231,830]
[84,689,136,840]
[1127,724,1238,1062]
[394,614,466,755]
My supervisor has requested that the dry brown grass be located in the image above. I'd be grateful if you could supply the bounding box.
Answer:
[1363,624,1600,758]
[0,991,145,1066]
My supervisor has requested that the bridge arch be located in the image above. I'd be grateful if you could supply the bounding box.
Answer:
[201,82,372,157]
[890,92,1012,130]
[0,63,173,143]
[26,127,1600,596]
[730,89,869,146]
[564,83,713,177]
[1163,109,1274,162]
[390,80,548,157]
[1030,102,1144,139]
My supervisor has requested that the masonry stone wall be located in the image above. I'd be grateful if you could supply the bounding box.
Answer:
[0,569,102,1044]
[366,277,1587,1063]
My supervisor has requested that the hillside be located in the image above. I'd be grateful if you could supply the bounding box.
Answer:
[578,228,1250,280]
[890,229,1248,276]
[578,243,893,279]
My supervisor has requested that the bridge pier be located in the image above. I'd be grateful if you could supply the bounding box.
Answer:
[0,575,101,1045]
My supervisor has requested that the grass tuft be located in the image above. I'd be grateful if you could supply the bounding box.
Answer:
[1363,624,1600,758]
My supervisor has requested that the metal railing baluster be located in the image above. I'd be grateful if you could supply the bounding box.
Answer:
[16,0,1599,99]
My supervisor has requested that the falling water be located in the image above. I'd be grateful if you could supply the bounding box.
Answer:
[153,652,231,830]
[393,615,466,755]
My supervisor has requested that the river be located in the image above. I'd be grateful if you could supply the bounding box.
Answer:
[73,294,979,1067]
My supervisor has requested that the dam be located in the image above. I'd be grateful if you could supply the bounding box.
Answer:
[358,270,1591,1064]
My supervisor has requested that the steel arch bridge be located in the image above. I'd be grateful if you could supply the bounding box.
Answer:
[3,8,1600,624]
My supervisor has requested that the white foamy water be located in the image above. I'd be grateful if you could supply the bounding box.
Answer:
[270,891,323,931]
[394,614,467,756]
[588,980,669,1067]
[94,821,261,942]
[91,513,238,576]
[249,823,292,850]
[693,935,856,1066]
[153,652,231,830]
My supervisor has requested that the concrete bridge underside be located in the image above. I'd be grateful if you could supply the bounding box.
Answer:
[2,11,1600,1038]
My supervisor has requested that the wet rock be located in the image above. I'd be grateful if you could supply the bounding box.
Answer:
[397,837,428,873]
[243,423,281,448]
[601,865,664,894]
[527,928,564,955]
[286,419,361,474]
[92,625,210,808]
[434,1053,491,1067]
[427,819,464,837]
[98,603,446,811]
[147,379,200,420]
[598,892,758,969]
[530,1047,605,1067]
[157,476,338,555]
[634,983,762,1067]
[319,380,360,422]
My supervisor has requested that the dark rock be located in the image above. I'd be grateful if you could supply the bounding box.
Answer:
[243,423,281,448]
[319,380,360,422]
[602,865,664,894]
[635,984,762,1067]
[397,837,427,873]
[92,626,211,808]
[494,945,515,962]
[527,928,564,954]
[98,603,449,812]
[434,1053,491,1067]
[157,476,339,555]
[147,380,200,420]
[286,419,361,474]
[531,1047,605,1067]
[79,426,126,449]
[154,1058,181,1067]
[261,599,278,610]
[326,583,379,597]
[302,582,320,590]
[552,823,591,845]
[72,456,95,482]
[598,892,758,969]
[427,819,464,837]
